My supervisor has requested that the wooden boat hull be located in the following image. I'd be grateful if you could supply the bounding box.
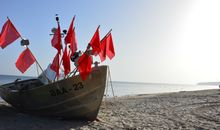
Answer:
[0,65,108,120]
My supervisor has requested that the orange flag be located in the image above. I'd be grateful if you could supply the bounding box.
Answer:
[50,52,60,77]
[77,53,92,80]
[51,23,62,54]
[99,32,115,62]
[62,46,71,76]
[0,18,21,49]
[89,26,101,55]
[15,48,36,73]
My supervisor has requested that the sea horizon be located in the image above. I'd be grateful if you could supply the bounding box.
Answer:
[0,75,218,99]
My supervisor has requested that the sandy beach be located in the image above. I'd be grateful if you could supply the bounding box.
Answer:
[0,89,219,130]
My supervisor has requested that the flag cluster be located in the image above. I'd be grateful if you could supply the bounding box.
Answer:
[99,32,115,62]
[49,16,115,81]
[0,18,36,73]
[89,27,115,62]
[50,16,77,79]
[0,16,116,81]
[77,26,115,80]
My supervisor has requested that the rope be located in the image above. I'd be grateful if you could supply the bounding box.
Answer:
[107,66,115,97]
[99,66,126,128]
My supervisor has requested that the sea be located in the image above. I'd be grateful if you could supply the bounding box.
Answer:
[0,75,218,100]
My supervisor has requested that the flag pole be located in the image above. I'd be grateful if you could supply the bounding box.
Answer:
[6,17,50,83]
[105,29,112,37]
[54,14,65,80]
[20,36,51,83]
[8,16,51,82]
[101,29,112,42]
[27,46,51,83]
[56,15,77,79]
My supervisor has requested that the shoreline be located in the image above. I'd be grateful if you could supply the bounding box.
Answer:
[0,89,219,129]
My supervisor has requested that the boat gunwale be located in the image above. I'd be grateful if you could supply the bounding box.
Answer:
[0,65,107,92]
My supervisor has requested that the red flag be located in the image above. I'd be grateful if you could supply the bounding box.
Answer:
[99,32,115,61]
[77,53,92,80]
[0,19,21,49]
[89,26,101,55]
[99,36,107,62]
[70,28,77,55]
[64,17,75,45]
[51,23,62,54]
[15,48,36,73]
[64,17,77,55]
[106,33,115,59]
[50,52,60,77]
[62,46,71,76]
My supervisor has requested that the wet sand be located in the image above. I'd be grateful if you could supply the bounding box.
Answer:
[0,89,219,130]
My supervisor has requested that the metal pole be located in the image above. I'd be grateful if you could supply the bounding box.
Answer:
[100,29,112,42]
[27,46,51,83]
[36,62,39,76]
[19,36,49,81]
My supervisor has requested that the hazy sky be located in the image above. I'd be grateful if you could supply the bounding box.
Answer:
[1,0,220,84]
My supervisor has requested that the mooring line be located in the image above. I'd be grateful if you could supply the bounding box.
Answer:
[100,66,127,128]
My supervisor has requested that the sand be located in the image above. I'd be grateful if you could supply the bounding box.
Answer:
[0,89,219,130]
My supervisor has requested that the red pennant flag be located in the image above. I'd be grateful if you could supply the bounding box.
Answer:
[89,26,101,55]
[50,52,60,77]
[99,32,115,61]
[77,53,92,80]
[0,19,21,49]
[15,48,36,73]
[62,46,71,76]
[51,23,62,54]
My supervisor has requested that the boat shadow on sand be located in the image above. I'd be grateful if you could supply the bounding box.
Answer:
[0,102,91,130]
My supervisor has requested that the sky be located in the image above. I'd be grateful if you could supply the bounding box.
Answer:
[1,0,220,84]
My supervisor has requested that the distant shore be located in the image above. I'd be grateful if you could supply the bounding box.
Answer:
[0,89,219,129]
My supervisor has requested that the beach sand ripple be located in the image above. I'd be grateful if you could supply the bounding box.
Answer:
[0,89,219,130]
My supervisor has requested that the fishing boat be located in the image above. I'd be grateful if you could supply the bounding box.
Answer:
[0,65,108,120]
[0,15,115,121]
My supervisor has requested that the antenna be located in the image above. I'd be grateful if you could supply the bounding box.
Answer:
[55,14,59,22]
